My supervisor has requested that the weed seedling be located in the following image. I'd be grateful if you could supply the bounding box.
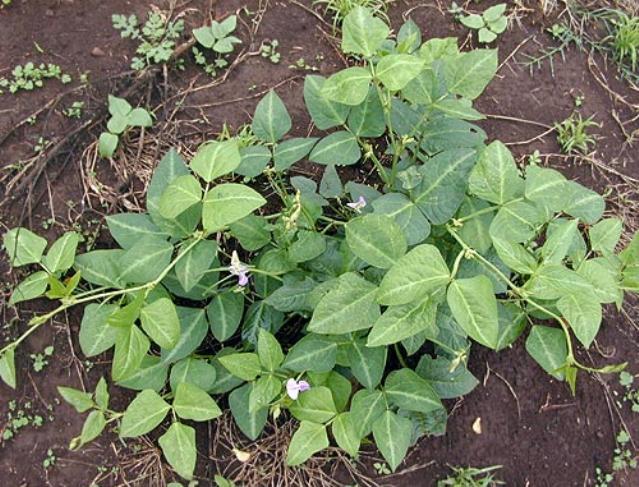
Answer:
[437,465,504,486]
[459,4,508,44]
[260,39,281,63]
[63,101,85,119]
[314,0,390,29]
[619,371,639,412]
[608,11,639,72]
[2,400,45,442]
[192,15,241,77]
[373,462,391,475]
[99,95,153,158]
[0,63,71,95]
[289,57,319,72]
[31,345,54,372]
[43,449,57,469]
[612,430,637,472]
[555,113,598,154]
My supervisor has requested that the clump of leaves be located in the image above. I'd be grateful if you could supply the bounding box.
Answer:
[437,465,504,486]
[0,62,71,95]
[63,101,85,119]
[2,6,638,481]
[260,39,281,64]
[555,112,598,154]
[99,95,153,158]
[612,430,638,472]
[459,3,508,44]
[31,345,54,372]
[619,371,639,412]
[608,11,639,72]
[192,15,241,77]
[313,0,390,29]
[2,400,45,441]
[112,12,184,70]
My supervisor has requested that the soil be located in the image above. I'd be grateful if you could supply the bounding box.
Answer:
[0,0,638,486]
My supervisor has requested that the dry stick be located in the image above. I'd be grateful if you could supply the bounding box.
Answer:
[505,126,556,146]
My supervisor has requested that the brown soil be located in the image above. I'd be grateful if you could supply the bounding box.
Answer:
[0,0,638,486]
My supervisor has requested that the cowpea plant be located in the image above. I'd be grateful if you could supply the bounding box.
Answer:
[2,7,638,479]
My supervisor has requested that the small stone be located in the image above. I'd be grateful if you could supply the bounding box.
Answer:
[472,417,482,434]
[45,9,54,16]
[91,47,106,57]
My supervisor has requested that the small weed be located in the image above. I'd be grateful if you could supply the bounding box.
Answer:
[458,3,508,44]
[0,62,72,95]
[260,39,281,63]
[63,101,85,119]
[31,345,54,372]
[26,115,38,126]
[555,113,598,154]
[612,430,637,472]
[608,11,639,72]
[43,448,57,469]
[192,15,241,77]
[99,95,153,158]
[373,461,391,475]
[2,400,45,442]
[34,137,50,154]
[618,371,639,413]
[437,465,504,487]
[289,57,320,72]
[594,466,614,487]
[314,0,390,28]
[112,12,184,70]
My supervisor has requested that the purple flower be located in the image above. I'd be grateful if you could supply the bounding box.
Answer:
[229,251,250,287]
[286,378,310,400]
[346,195,367,213]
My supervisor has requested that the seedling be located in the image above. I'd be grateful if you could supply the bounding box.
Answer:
[437,465,504,486]
[373,462,391,475]
[612,430,637,472]
[99,95,153,158]
[608,11,639,72]
[2,7,638,481]
[289,57,319,72]
[112,12,184,70]
[2,400,45,441]
[619,371,639,413]
[313,0,390,29]
[459,4,508,44]
[192,15,242,77]
[555,113,598,154]
[31,345,54,372]
[260,39,281,63]
[63,101,85,119]
[43,449,57,469]
[0,62,71,95]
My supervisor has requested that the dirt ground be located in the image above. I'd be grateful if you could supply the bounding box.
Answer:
[0,0,638,486]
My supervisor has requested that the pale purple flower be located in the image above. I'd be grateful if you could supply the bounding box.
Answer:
[229,250,250,287]
[286,378,310,400]
[347,195,367,213]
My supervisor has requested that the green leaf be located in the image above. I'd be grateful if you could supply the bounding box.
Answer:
[119,389,171,437]
[350,389,386,438]
[139,298,181,349]
[495,302,527,351]
[193,25,215,48]
[489,200,545,243]
[288,231,326,263]
[273,137,318,171]
[341,6,389,57]
[377,244,450,306]
[376,54,425,91]
[202,183,266,232]
[266,277,316,312]
[385,368,442,413]
[372,193,431,246]
[98,132,119,157]
[416,356,478,399]
[525,325,567,380]
[589,218,622,255]
[127,107,152,127]
[468,141,523,204]
[345,214,406,269]
[252,90,291,143]
[229,383,268,440]
[557,292,602,349]
[419,118,486,153]
[289,386,337,423]
[158,175,202,219]
[444,49,498,99]
[249,375,281,412]
[257,328,284,371]
[332,413,360,457]
[282,334,337,372]
[175,239,217,292]
[430,98,484,121]
[492,238,538,274]
[211,15,237,38]
[94,377,109,409]
[458,198,493,254]
[484,3,507,22]
[478,27,497,43]
[9,271,49,305]
[106,291,144,328]
[349,339,386,389]
[170,357,217,392]
[525,264,594,300]
[57,386,94,413]
[413,149,477,224]
[42,231,79,273]
[542,219,579,264]
[79,303,119,357]
[229,215,271,251]
[106,213,167,249]
[347,86,385,137]
[319,164,343,198]
[325,372,351,411]
[174,382,222,421]
[563,181,605,224]
[119,355,169,392]
[367,297,437,346]
[108,95,132,117]
[119,236,173,284]
[236,145,271,178]
[577,258,622,304]
[190,139,241,182]
[447,276,499,349]
[524,165,568,212]
[207,292,244,341]
[460,13,485,29]
[303,75,350,130]
[159,422,196,480]
[286,421,329,466]
[75,410,106,449]
[321,67,372,106]
[219,353,261,381]
[308,272,380,334]
[372,411,412,472]
[112,325,150,382]
[309,131,360,166]
[397,18,422,53]
[3,227,47,267]
[107,114,128,134]
[0,349,16,389]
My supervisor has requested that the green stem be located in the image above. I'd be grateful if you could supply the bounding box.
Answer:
[393,343,409,368]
